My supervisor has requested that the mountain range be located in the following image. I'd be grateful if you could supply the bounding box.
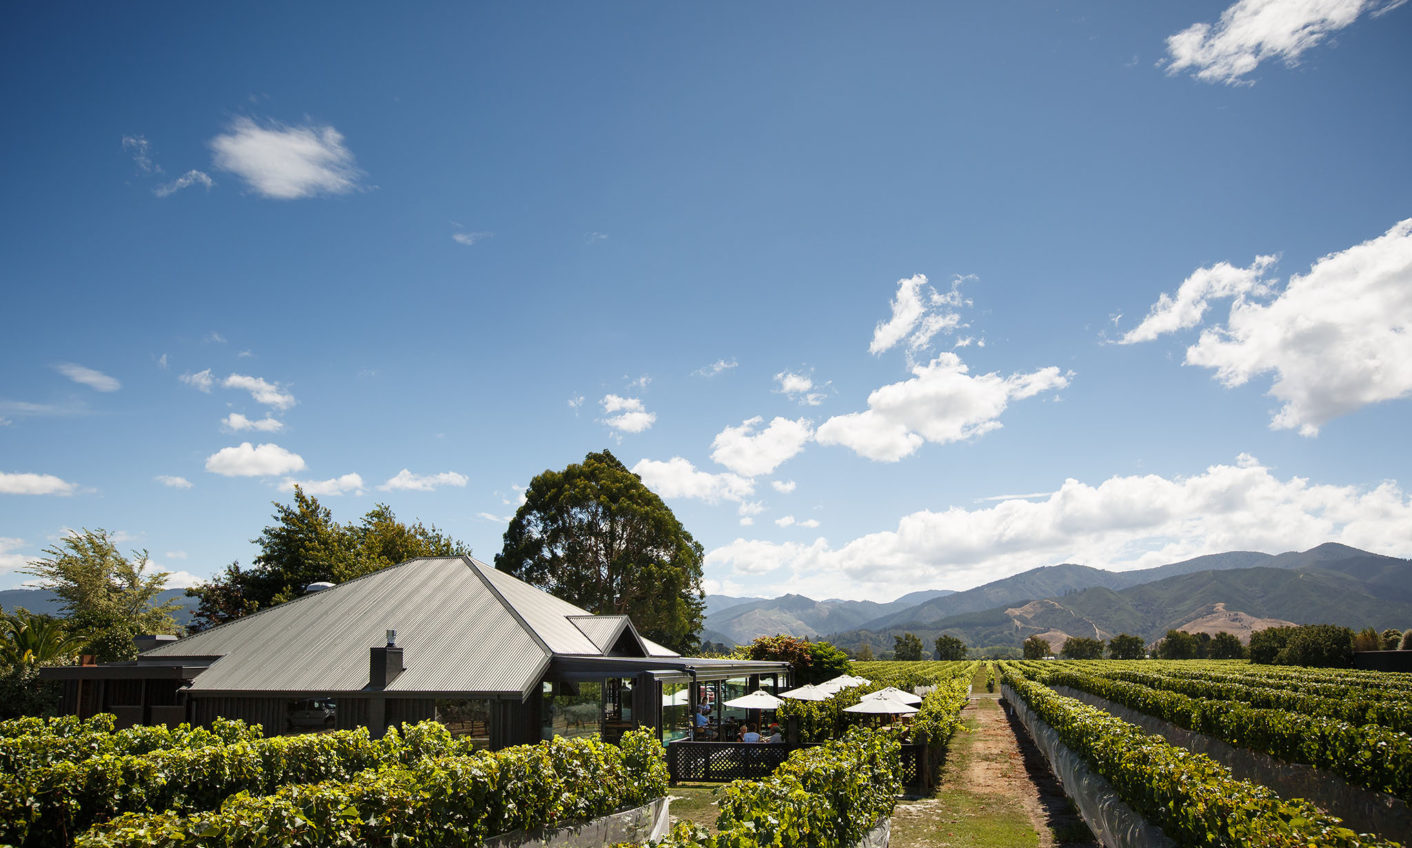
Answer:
[5,544,1408,655]
[705,543,1412,653]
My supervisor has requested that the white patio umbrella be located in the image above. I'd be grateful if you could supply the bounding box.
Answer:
[844,695,919,715]
[779,683,831,701]
[818,674,871,692]
[722,689,785,710]
[861,686,922,705]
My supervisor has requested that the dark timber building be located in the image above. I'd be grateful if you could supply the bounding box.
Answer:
[42,557,789,747]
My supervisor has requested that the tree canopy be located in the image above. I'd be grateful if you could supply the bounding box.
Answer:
[933,634,967,661]
[892,632,924,661]
[1022,635,1051,659]
[1061,636,1105,659]
[495,450,705,654]
[23,529,179,662]
[1107,633,1146,660]
[739,634,851,685]
[187,488,469,630]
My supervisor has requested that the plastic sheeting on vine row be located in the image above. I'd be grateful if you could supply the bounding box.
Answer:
[1050,684,1412,843]
[1001,684,1176,848]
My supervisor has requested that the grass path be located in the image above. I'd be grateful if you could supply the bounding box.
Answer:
[891,684,1096,848]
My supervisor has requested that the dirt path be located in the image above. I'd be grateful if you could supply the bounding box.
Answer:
[892,690,1096,848]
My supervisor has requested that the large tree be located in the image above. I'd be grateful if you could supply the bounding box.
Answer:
[933,634,967,661]
[1107,633,1146,660]
[23,529,180,661]
[187,489,469,630]
[1061,636,1105,660]
[495,450,705,653]
[740,634,851,685]
[1022,635,1051,659]
[892,632,924,661]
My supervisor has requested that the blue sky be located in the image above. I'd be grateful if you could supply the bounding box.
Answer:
[3,2,1411,602]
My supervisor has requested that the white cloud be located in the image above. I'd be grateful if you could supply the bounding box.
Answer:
[122,134,158,172]
[157,354,168,369]
[154,475,194,489]
[869,274,970,359]
[771,480,797,494]
[707,455,1412,599]
[165,551,188,560]
[816,353,1070,461]
[631,457,754,503]
[627,375,652,391]
[1132,218,1412,435]
[710,416,814,477]
[738,501,765,518]
[223,374,295,409]
[378,469,469,492]
[0,538,31,575]
[204,332,227,344]
[0,418,10,427]
[1119,255,1276,343]
[1164,0,1403,85]
[180,369,214,392]
[694,359,738,378]
[223,412,284,432]
[204,442,306,477]
[774,370,827,406]
[585,232,608,244]
[122,135,159,174]
[55,363,121,392]
[568,395,584,410]
[210,117,363,200]
[0,472,77,496]
[281,473,365,496]
[775,515,821,528]
[161,570,203,589]
[477,511,512,523]
[452,231,492,246]
[600,395,656,433]
[154,170,214,198]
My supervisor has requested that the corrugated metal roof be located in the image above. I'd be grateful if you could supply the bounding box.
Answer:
[568,615,627,652]
[143,556,700,698]
[149,558,550,696]
[471,561,610,654]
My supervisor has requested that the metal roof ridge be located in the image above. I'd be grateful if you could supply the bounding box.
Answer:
[461,556,556,658]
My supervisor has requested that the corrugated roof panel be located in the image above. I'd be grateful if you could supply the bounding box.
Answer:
[641,636,679,657]
[471,561,605,654]
[568,615,625,652]
[153,558,548,695]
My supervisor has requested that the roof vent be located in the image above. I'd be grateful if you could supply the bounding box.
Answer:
[305,581,335,594]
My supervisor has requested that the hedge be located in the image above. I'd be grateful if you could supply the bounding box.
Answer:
[0,718,512,848]
[75,729,668,848]
[620,728,901,848]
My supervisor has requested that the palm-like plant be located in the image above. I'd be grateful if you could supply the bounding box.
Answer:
[0,610,86,667]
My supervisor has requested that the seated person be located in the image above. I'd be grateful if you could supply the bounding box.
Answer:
[764,723,782,743]
[739,722,761,743]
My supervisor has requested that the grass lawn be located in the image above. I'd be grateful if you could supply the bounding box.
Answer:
[667,782,723,833]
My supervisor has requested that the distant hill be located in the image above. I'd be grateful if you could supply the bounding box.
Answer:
[824,546,1412,654]
[855,550,1276,633]
[703,588,953,646]
[0,588,199,627]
